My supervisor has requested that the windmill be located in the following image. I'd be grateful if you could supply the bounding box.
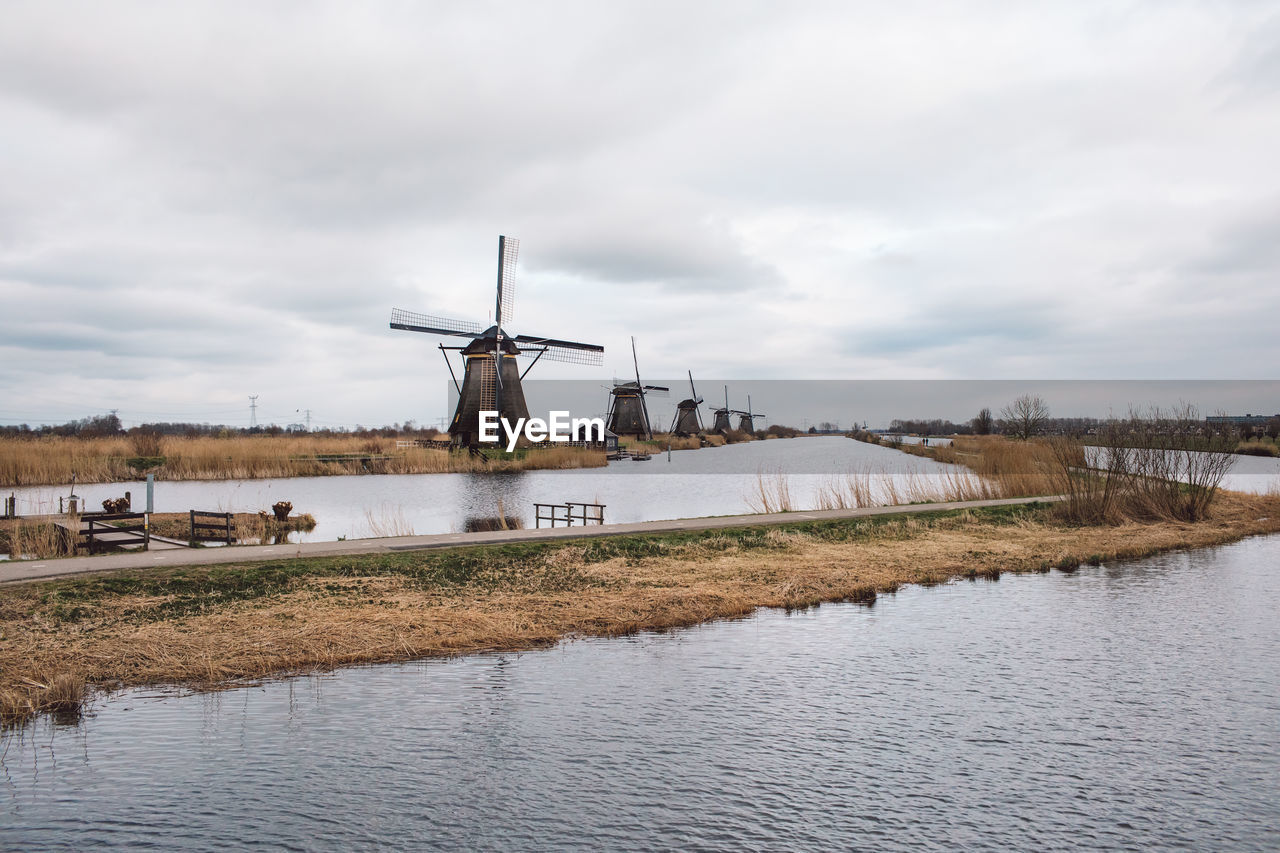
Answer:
[736,395,766,434]
[710,385,734,434]
[670,371,704,435]
[390,236,604,447]
[606,337,669,440]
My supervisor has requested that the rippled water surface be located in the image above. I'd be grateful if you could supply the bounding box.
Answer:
[5,535,1279,850]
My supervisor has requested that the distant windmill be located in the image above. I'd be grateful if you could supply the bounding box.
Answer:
[670,371,704,435]
[710,386,734,434]
[606,337,669,440]
[390,236,604,446]
[736,395,766,434]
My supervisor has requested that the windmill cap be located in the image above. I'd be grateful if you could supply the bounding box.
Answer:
[461,326,522,355]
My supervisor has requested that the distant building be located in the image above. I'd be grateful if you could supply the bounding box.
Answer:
[1206,414,1278,427]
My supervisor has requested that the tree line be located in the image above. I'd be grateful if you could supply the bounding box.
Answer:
[0,416,443,440]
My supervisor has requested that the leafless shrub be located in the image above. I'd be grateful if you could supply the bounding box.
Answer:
[1049,436,1125,524]
[1052,404,1235,523]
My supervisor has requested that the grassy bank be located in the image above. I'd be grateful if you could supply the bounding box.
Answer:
[0,435,606,487]
[618,433,724,453]
[4,492,1279,727]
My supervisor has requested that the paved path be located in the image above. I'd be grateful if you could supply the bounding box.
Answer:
[0,496,1059,585]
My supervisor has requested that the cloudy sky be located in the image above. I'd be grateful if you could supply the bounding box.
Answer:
[2,1,1278,429]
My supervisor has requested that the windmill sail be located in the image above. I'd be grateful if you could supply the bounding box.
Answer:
[513,334,604,366]
[496,236,519,328]
[390,309,484,338]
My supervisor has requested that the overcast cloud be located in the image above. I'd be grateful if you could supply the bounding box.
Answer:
[2,1,1278,429]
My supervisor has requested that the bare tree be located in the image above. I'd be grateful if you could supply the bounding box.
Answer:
[971,407,994,435]
[999,395,1050,440]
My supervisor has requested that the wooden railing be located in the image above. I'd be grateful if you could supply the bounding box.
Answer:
[189,510,233,546]
[81,512,149,554]
[533,502,606,528]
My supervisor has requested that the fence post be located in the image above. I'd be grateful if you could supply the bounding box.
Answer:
[189,509,196,548]
[144,514,150,552]
[87,521,95,555]
[225,512,233,545]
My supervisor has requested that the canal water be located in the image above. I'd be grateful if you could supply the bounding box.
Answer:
[3,535,1278,849]
[8,438,979,541]
[9,438,1280,543]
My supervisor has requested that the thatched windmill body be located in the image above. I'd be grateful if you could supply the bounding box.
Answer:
[606,337,668,440]
[736,395,766,434]
[670,371,704,435]
[710,386,734,434]
[390,236,604,446]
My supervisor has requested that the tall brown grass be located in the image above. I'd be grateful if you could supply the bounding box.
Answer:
[1,672,86,726]
[813,467,1002,510]
[0,435,606,486]
[363,504,416,538]
[748,470,795,513]
[945,436,1060,497]
[1,518,74,558]
[620,433,704,452]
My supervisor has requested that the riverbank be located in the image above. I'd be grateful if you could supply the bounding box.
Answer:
[4,491,1278,726]
[0,435,606,487]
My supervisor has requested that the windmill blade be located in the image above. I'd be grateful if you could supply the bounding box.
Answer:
[390,308,483,338]
[631,336,643,389]
[642,385,670,398]
[495,235,519,329]
[514,333,604,366]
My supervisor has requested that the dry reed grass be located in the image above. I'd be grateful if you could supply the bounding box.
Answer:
[621,433,703,452]
[944,436,1060,497]
[1,518,73,559]
[0,435,606,486]
[363,504,416,538]
[748,469,795,513]
[4,493,1278,727]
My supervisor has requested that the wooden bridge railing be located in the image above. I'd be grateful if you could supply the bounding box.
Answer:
[81,512,149,555]
[533,502,606,528]
[189,510,233,546]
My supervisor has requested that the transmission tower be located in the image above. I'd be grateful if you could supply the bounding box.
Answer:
[249,395,259,428]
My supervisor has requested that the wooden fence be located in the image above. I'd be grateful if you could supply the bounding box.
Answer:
[189,510,233,546]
